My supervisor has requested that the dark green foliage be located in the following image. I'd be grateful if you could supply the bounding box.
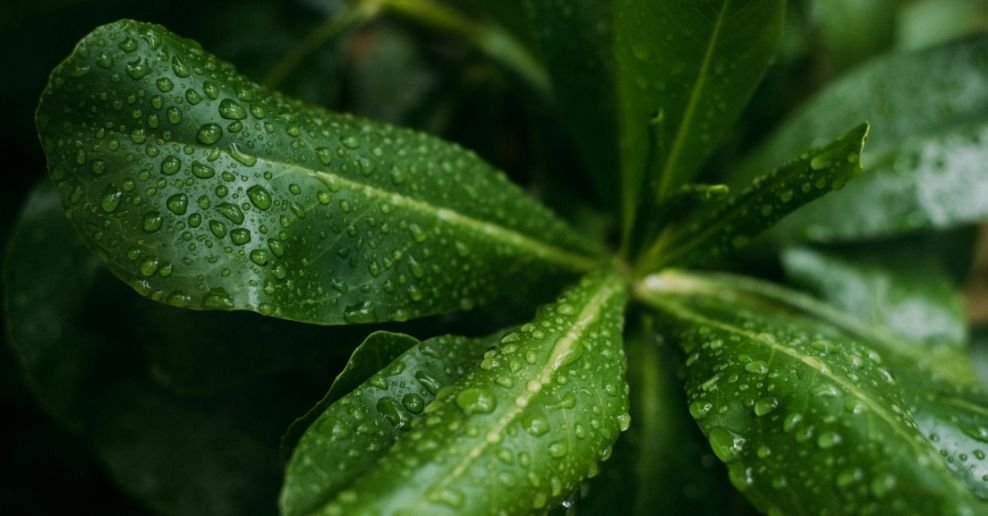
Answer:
[5,1,988,515]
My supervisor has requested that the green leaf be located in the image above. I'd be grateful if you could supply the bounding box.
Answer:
[36,19,601,326]
[280,331,499,516]
[637,269,975,384]
[809,0,897,72]
[299,270,628,514]
[574,323,733,515]
[637,273,988,513]
[279,331,420,458]
[526,0,785,236]
[782,244,968,349]
[625,182,729,261]
[734,36,988,241]
[636,123,868,273]
[4,183,333,515]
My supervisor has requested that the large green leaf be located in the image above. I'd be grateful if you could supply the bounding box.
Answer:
[280,331,499,516]
[637,272,988,513]
[36,19,601,326]
[782,244,967,348]
[291,270,629,514]
[526,0,785,235]
[4,183,335,515]
[734,36,988,241]
[635,123,867,273]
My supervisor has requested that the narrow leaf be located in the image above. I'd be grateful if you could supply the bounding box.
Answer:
[782,245,968,349]
[527,0,785,236]
[280,332,498,516]
[625,182,729,260]
[310,271,629,514]
[637,275,988,513]
[637,123,868,273]
[36,19,601,326]
[734,36,988,241]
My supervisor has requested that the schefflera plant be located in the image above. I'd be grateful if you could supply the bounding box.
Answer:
[20,1,988,514]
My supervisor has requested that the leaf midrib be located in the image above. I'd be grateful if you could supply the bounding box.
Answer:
[97,126,600,273]
[653,0,731,198]
[647,297,969,494]
[409,275,625,512]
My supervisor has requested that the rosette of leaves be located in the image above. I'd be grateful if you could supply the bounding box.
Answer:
[8,0,988,514]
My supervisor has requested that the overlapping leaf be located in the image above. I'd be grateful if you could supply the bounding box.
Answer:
[280,331,500,515]
[636,123,867,273]
[527,0,784,235]
[36,19,601,326]
[638,271,988,513]
[285,271,629,514]
[735,36,988,241]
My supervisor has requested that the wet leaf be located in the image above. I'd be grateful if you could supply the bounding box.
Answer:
[527,0,785,235]
[280,331,499,516]
[636,123,868,272]
[637,272,988,514]
[734,36,988,241]
[36,19,601,326]
[303,271,629,514]
[782,244,967,349]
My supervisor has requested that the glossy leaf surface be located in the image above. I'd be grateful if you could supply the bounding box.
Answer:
[527,0,784,234]
[735,36,988,241]
[302,271,629,514]
[782,245,967,349]
[36,19,600,326]
[637,272,988,514]
[637,123,867,272]
[281,331,498,516]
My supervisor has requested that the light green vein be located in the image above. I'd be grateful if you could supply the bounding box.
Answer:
[412,274,625,510]
[654,0,731,198]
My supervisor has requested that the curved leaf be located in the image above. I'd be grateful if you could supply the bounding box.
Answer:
[527,0,785,234]
[636,123,867,273]
[734,36,988,241]
[4,182,330,515]
[302,270,629,514]
[36,19,601,326]
[637,275,988,513]
[782,244,967,348]
[280,331,498,516]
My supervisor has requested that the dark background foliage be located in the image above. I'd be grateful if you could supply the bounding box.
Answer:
[4,0,988,514]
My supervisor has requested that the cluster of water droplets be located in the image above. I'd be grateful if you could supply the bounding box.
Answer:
[317,272,630,514]
[38,20,594,325]
[666,298,980,515]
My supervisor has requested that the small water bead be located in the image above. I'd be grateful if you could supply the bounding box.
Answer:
[249,249,270,266]
[708,426,745,462]
[247,185,272,210]
[753,396,779,416]
[230,228,251,245]
[340,135,360,149]
[216,202,244,224]
[142,211,163,232]
[185,88,202,105]
[817,431,842,449]
[203,288,235,309]
[101,185,122,212]
[745,360,769,375]
[160,155,181,175]
[156,77,174,92]
[139,257,159,277]
[203,81,219,100]
[125,58,151,80]
[455,388,497,415]
[209,220,227,238]
[196,123,223,145]
[402,393,425,414]
[343,301,376,324]
[166,193,188,215]
[218,98,247,120]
